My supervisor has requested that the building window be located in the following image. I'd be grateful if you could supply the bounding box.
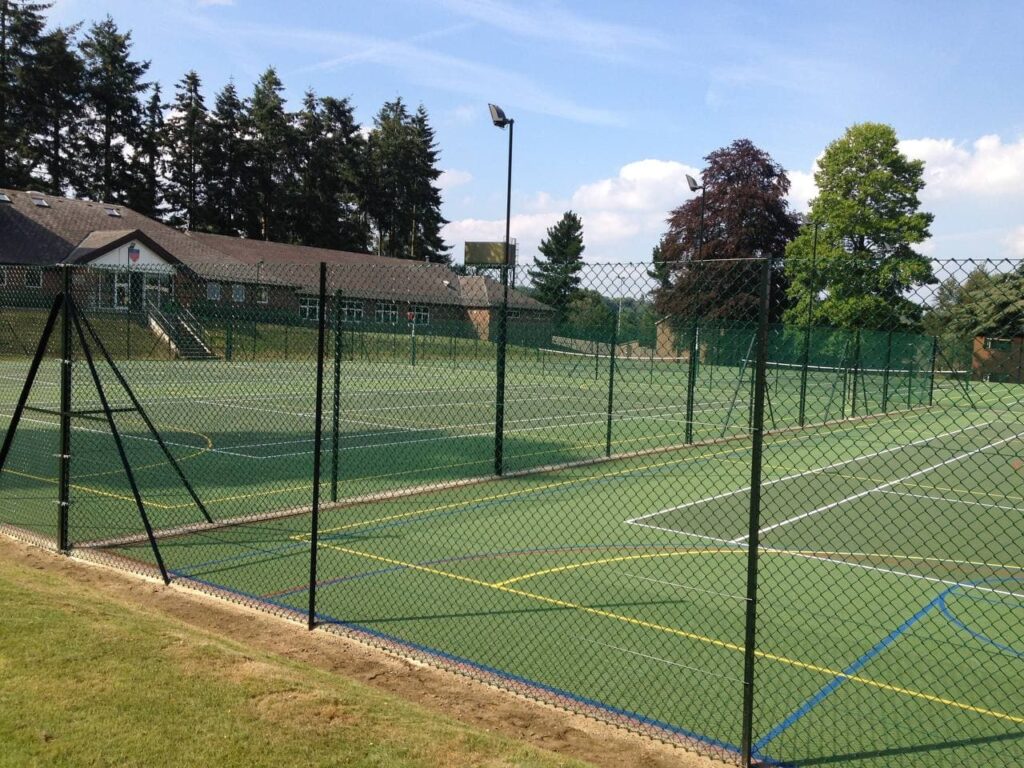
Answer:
[232,284,246,303]
[25,268,42,288]
[256,286,268,304]
[339,300,364,323]
[507,309,522,320]
[984,337,1012,351]
[299,296,319,321]
[206,282,221,301]
[411,305,430,325]
[375,303,399,324]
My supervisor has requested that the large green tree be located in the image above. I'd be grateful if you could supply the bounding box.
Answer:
[0,0,49,188]
[204,80,247,234]
[656,139,798,322]
[78,16,149,203]
[124,83,162,216]
[364,98,449,261]
[528,210,585,324]
[23,22,83,194]
[163,71,208,229]
[784,123,935,331]
[240,67,292,241]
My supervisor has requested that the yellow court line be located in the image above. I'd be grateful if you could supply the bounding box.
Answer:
[495,549,745,586]
[324,543,1024,725]
[73,427,215,479]
[5,468,177,510]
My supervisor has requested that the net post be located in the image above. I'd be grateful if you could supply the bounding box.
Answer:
[125,307,131,360]
[928,336,938,406]
[331,287,342,503]
[308,263,328,630]
[57,266,72,551]
[798,323,811,427]
[605,301,618,458]
[881,328,894,412]
[493,263,509,476]
[850,327,861,418]
[684,318,699,443]
[225,307,234,362]
[739,256,772,767]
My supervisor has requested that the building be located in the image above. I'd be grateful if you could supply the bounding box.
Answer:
[972,334,1024,383]
[0,188,552,355]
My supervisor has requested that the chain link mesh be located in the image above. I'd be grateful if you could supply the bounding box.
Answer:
[0,256,1021,766]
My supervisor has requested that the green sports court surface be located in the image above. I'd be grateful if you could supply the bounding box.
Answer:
[1,353,1022,766]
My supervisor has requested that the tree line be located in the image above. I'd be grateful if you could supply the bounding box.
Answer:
[0,1,449,261]
[529,122,1021,345]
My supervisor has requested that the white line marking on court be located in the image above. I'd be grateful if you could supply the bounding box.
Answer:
[587,639,746,684]
[627,422,992,527]
[879,490,1023,514]
[731,429,1024,544]
[625,572,748,602]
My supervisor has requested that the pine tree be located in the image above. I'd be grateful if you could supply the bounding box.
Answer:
[364,98,414,258]
[241,67,292,241]
[163,71,208,229]
[78,16,149,202]
[528,211,586,324]
[124,83,163,216]
[204,80,246,234]
[23,23,84,194]
[0,0,49,188]
[408,105,449,263]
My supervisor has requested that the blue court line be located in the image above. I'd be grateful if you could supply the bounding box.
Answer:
[752,588,950,756]
[939,577,1024,660]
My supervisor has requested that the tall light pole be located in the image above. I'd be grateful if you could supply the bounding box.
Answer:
[684,174,706,444]
[489,103,513,476]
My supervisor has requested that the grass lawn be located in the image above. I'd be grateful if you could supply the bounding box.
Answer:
[0,541,597,768]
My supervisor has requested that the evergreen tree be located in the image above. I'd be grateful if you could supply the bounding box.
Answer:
[204,80,246,234]
[407,105,449,263]
[241,67,292,241]
[124,83,163,216]
[79,16,149,202]
[0,0,49,188]
[23,23,84,194]
[291,91,368,250]
[163,71,208,229]
[784,123,935,331]
[364,97,416,258]
[528,211,585,324]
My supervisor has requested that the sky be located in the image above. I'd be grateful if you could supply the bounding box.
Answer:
[49,0,1024,268]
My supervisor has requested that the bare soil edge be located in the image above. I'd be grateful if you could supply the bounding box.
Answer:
[1,533,732,768]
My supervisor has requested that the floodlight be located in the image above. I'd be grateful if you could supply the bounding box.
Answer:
[489,103,511,128]
[686,174,703,192]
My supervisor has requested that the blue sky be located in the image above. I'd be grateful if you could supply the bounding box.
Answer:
[50,0,1024,266]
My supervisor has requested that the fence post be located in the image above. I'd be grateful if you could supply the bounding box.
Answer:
[307,263,328,630]
[225,309,234,362]
[331,288,342,503]
[126,309,131,361]
[494,264,509,476]
[850,328,862,417]
[881,328,894,412]
[57,267,72,551]
[605,306,618,458]
[928,336,939,406]
[740,257,772,767]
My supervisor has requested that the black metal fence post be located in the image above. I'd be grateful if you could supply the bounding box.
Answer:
[928,336,939,406]
[331,288,342,503]
[881,328,894,412]
[307,263,328,630]
[605,305,618,458]
[494,264,509,476]
[740,257,772,767]
[57,267,72,551]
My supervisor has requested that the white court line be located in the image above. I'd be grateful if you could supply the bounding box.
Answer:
[879,489,1023,514]
[588,639,745,684]
[731,429,1024,544]
[626,421,992,526]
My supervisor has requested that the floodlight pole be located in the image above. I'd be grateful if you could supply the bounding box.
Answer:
[490,104,513,476]
[684,175,706,444]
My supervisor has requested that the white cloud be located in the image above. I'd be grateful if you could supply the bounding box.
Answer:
[1005,226,1024,257]
[445,158,701,263]
[900,134,1024,199]
[787,169,817,213]
[438,169,473,191]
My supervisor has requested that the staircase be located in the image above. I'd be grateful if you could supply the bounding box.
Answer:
[148,303,219,360]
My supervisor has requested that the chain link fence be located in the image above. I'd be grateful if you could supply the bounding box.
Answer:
[0,256,1021,766]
